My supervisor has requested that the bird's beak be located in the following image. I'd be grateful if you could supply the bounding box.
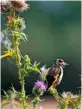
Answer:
[62,62,69,66]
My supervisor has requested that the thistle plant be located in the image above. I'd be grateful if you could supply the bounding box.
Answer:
[57,91,81,109]
[48,87,81,109]
[32,80,47,109]
[0,1,43,109]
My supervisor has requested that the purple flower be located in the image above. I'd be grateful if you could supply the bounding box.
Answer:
[34,80,47,91]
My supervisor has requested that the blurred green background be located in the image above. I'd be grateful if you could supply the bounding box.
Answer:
[1,1,81,94]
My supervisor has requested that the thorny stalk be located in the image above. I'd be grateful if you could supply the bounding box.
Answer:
[13,19,27,109]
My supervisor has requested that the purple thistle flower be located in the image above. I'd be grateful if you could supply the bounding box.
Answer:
[34,80,47,91]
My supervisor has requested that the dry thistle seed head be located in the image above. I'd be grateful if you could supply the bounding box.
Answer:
[61,91,80,109]
[0,1,10,13]
[62,92,78,99]
[1,32,12,48]
[11,0,30,12]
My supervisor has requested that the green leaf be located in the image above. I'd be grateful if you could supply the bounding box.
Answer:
[32,66,40,73]
[20,33,28,42]
[33,61,40,67]
[2,90,10,100]
[11,84,17,93]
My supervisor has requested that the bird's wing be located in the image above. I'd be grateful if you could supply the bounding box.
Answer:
[57,66,63,85]
[40,65,50,76]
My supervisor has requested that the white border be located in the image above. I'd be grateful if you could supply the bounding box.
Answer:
[81,1,82,108]
[0,0,81,109]
[0,0,1,108]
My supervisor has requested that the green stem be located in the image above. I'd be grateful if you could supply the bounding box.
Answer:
[14,38,27,109]
[33,96,40,109]
[21,79,27,109]
[33,103,37,109]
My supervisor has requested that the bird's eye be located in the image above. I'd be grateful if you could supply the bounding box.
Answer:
[59,59,63,63]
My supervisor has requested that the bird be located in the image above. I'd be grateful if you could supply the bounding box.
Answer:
[40,59,68,90]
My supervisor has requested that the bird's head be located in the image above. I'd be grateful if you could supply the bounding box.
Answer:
[56,59,68,68]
